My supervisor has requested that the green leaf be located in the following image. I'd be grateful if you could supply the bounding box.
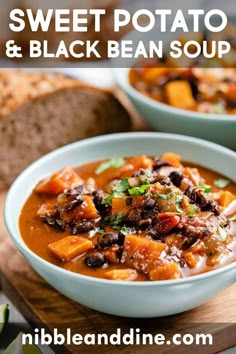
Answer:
[114,178,130,193]
[214,179,230,189]
[199,183,211,193]
[0,304,9,336]
[176,195,184,214]
[4,332,42,354]
[229,216,236,222]
[101,195,112,207]
[110,212,123,225]
[189,204,196,217]
[128,184,150,196]
[155,193,174,200]
[95,157,125,175]
[219,227,227,242]
[120,225,128,235]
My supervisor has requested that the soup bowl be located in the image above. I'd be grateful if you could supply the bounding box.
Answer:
[4,132,236,318]
[113,15,236,150]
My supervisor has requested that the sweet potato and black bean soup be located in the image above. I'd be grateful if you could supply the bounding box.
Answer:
[20,153,236,281]
[129,29,236,114]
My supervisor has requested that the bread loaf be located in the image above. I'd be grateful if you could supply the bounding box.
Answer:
[0,70,131,190]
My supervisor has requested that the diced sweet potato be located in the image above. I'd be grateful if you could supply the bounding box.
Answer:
[75,195,98,220]
[161,153,181,168]
[49,236,93,261]
[149,263,182,281]
[143,68,168,82]
[218,191,235,208]
[182,251,199,268]
[104,246,120,263]
[35,167,83,195]
[165,81,195,109]
[121,235,166,273]
[37,203,55,217]
[127,155,153,171]
[105,269,138,281]
[111,196,144,217]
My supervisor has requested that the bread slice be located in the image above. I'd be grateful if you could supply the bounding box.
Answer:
[0,70,131,190]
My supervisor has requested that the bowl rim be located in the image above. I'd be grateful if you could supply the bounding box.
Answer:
[112,68,236,122]
[4,132,236,287]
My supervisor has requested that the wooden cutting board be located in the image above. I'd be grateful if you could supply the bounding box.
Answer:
[0,192,235,354]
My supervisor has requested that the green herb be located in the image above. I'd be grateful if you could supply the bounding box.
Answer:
[114,178,130,193]
[145,190,151,198]
[175,195,184,213]
[95,157,125,175]
[120,225,128,235]
[110,212,123,225]
[101,195,113,207]
[126,197,132,206]
[97,229,104,235]
[199,183,211,193]
[128,183,150,196]
[155,193,174,200]
[113,225,128,235]
[189,205,196,217]
[229,216,236,222]
[219,227,227,242]
[0,304,9,335]
[214,178,230,189]
[101,178,130,206]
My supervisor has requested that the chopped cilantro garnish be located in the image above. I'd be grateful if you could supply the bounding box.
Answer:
[189,204,196,217]
[101,195,113,207]
[110,212,123,225]
[199,183,211,193]
[175,195,184,213]
[120,225,128,235]
[95,157,125,175]
[113,225,128,235]
[101,178,130,206]
[214,178,230,189]
[114,178,130,193]
[97,229,104,235]
[128,183,150,196]
[155,193,174,200]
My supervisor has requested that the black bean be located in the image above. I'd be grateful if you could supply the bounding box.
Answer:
[169,171,183,187]
[139,219,152,229]
[185,187,220,216]
[43,210,66,231]
[143,198,156,210]
[153,158,170,171]
[97,232,124,249]
[188,76,199,100]
[148,230,162,240]
[65,193,84,211]
[84,252,105,268]
[185,186,198,203]
[71,221,94,234]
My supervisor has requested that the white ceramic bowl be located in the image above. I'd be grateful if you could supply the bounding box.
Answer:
[4,133,236,318]
[112,16,236,150]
